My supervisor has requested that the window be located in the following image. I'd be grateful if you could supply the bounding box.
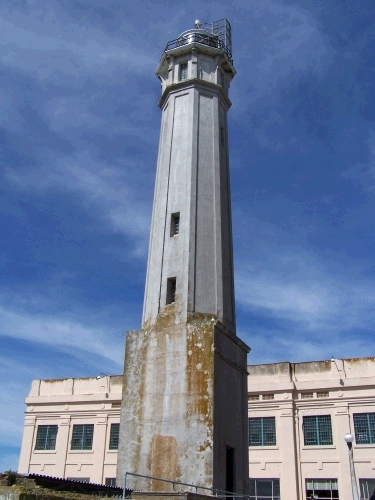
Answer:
[179,63,188,81]
[109,423,120,450]
[220,126,225,144]
[249,395,260,401]
[170,213,180,236]
[67,478,90,483]
[354,413,375,444]
[303,415,333,445]
[249,417,276,446]
[306,479,339,500]
[317,391,329,398]
[35,425,58,450]
[71,424,94,450]
[105,478,117,487]
[359,479,375,500]
[262,394,274,400]
[249,479,280,500]
[166,277,176,304]
[301,392,314,399]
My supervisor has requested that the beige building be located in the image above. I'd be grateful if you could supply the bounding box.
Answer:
[248,357,375,500]
[18,357,375,500]
[18,375,122,486]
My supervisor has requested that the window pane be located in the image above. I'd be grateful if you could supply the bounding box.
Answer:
[303,417,318,445]
[105,478,117,487]
[109,423,120,450]
[249,480,256,495]
[179,63,188,81]
[263,418,276,446]
[249,479,279,500]
[249,418,262,446]
[318,416,333,445]
[257,480,272,496]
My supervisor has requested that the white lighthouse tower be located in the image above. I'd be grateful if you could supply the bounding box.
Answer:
[117,19,250,494]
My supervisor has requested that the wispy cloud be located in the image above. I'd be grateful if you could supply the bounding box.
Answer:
[5,150,151,254]
[0,304,125,366]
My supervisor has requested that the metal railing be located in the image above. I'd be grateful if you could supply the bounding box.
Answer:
[123,472,250,500]
[163,18,233,63]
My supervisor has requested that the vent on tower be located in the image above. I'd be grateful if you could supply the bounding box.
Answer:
[170,212,180,236]
[166,277,177,304]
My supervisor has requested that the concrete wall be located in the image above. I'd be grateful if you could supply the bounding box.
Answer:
[18,376,122,485]
[142,42,236,335]
[116,316,249,492]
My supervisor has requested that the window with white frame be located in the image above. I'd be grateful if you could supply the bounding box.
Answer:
[249,479,280,500]
[302,415,333,445]
[35,425,58,450]
[249,417,276,446]
[306,479,339,500]
[353,413,375,444]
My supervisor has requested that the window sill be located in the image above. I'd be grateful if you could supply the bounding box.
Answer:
[68,450,94,454]
[107,450,118,453]
[248,446,279,450]
[354,444,375,447]
[302,445,336,449]
[33,450,57,454]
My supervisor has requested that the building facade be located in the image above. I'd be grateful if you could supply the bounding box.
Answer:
[18,357,375,500]
[247,357,375,500]
[18,375,122,486]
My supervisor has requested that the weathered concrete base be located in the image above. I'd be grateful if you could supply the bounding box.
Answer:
[116,312,249,494]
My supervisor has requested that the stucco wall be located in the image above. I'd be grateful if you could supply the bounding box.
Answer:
[18,376,122,485]
[248,357,375,500]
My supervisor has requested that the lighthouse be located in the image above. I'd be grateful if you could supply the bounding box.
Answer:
[117,19,250,494]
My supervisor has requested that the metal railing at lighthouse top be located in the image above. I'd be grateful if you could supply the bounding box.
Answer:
[163,18,233,63]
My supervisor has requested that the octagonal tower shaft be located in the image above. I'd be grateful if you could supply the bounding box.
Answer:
[117,22,250,494]
[142,41,236,333]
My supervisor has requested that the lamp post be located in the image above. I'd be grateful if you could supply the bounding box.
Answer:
[344,433,360,500]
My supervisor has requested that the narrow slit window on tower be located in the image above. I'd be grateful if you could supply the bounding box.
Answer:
[166,277,176,304]
[170,212,180,236]
[220,125,225,144]
[179,62,188,81]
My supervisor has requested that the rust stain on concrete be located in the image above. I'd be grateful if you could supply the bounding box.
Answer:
[150,435,178,489]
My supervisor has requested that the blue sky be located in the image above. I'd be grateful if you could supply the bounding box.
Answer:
[1,0,375,472]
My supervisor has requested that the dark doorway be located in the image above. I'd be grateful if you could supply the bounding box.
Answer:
[226,446,235,495]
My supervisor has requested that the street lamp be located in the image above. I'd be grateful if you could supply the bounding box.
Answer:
[344,433,360,500]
